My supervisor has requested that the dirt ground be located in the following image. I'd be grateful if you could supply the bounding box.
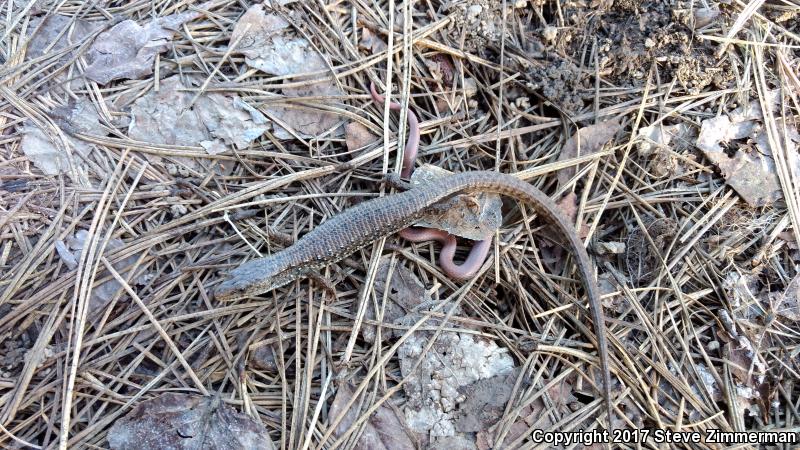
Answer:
[1,0,799,449]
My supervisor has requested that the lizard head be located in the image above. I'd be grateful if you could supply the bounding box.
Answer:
[214,254,305,301]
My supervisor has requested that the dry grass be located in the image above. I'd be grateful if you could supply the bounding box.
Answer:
[0,0,799,449]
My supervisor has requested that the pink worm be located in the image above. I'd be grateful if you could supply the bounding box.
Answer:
[399,227,492,279]
[369,82,492,278]
[369,82,419,178]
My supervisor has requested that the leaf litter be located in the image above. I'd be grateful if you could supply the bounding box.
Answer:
[128,75,268,157]
[84,4,210,84]
[107,393,275,450]
[2,0,800,448]
[20,98,102,181]
[696,90,800,207]
[231,3,343,139]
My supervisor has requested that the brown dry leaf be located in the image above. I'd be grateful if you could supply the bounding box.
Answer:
[694,363,723,402]
[410,165,502,240]
[128,76,267,156]
[557,119,621,186]
[636,123,695,177]
[358,28,388,54]
[85,5,207,84]
[455,369,526,432]
[249,335,291,372]
[107,393,275,450]
[774,274,800,321]
[726,338,765,387]
[778,231,799,250]
[345,121,379,151]
[266,82,343,139]
[194,94,269,153]
[474,373,581,449]
[20,98,103,182]
[63,230,144,319]
[361,256,430,343]
[231,5,322,76]
[128,76,207,151]
[555,192,591,239]
[696,93,800,207]
[697,115,779,207]
[329,383,417,450]
[51,98,105,136]
[637,123,692,155]
[424,54,455,87]
[230,4,343,139]
[21,122,91,178]
[722,272,760,311]
[552,193,577,239]
[27,14,103,62]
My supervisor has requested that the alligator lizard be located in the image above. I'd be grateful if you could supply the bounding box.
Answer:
[214,170,614,426]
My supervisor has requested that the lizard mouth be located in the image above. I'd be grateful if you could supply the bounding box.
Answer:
[213,255,299,301]
[214,277,252,301]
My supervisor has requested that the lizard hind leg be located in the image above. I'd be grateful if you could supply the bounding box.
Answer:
[382,172,413,191]
[307,272,338,302]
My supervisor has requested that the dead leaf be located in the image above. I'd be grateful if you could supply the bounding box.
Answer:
[230,4,343,139]
[27,14,102,62]
[778,231,798,250]
[65,230,144,318]
[266,82,343,139]
[249,335,291,372]
[85,6,207,84]
[774,274,800,321]
[455,369,526,432]
[21,122,91,179]
[128,76,267,156]
[726,336,766,387]
[557,119,621,187]
[555,192,589,239]
[425,54,455,87]
[410,165,502,241]
[358,28,387,54]
[128,77,206,150]
[345,122,379,151]
[695,363,723,402]
[473,373,581,449]
[231,6,323,76]
[21,97,104,180]
[361,256,430,343]
[329,383,417,450]
[107,393,275,450]
[555,191,578,220]
[636,123,692,156]
[51,97,105,135]
[696,93,800,207]
[194,94,269,151]
[722,272,759,310]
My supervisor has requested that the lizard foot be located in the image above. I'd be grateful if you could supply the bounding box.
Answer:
[382,172,412,191]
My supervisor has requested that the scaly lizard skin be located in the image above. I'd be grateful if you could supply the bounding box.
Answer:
[214,170,614,427]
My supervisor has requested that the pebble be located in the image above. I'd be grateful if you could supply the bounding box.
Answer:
[467,4,482,20]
